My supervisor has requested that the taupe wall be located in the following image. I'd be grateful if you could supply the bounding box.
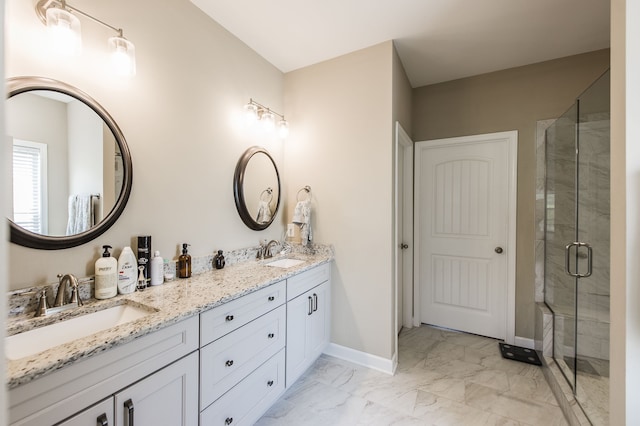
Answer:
[283,41,398,359]
[412,49,610,339]
[610,0,640,422]
[6,0,285,289]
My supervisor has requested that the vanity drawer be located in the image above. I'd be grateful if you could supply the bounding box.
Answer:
[200,280,285,345]
[287,263,330,301]
[200,305,285,408]
[200,349,285,426]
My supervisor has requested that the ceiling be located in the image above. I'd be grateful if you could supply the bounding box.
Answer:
[190,0,610,88]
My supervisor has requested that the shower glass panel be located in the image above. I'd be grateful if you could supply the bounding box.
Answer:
[575,71,610,424]
[545,103,578,389]
[544,70,610,424]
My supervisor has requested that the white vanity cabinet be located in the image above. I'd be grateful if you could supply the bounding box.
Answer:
[9,316,199,426]
[286,263,331,386]
[199,281,287,425]
[57,352,198,426]
[56,398,113,426]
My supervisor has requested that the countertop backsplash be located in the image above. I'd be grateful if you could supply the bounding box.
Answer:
[7,242,330,319]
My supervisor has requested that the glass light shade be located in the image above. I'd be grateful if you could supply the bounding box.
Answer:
[46,7,82,56]
[244,103,259,123]
[278,119,289,139]
[261,111,275,131]
[109,36,136,76]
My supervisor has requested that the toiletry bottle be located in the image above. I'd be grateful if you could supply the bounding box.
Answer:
[117,246,137,294]
[95,245,117,299]
[137,266,146,291]
[137,236,152,288]
[214,250,225,269]
[178,243,192,278]
[150,250,164,286]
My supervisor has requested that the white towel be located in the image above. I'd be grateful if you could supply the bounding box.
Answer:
[66,195,92,235]
[292,200,312,246]
[256,200,272,224]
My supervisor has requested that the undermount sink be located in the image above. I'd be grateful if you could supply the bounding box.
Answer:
[6,303,155,361]
[265,258,305,268]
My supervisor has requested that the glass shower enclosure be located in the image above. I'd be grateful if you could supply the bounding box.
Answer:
[544,70,610,424]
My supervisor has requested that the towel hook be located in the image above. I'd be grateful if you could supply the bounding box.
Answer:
[296,185,312,202]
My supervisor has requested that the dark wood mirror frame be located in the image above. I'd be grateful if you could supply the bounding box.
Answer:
[233,146,281,231]
[7,76,133,250]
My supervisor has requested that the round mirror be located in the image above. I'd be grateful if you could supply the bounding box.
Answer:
[6,77,133,249]
[233,146,280,230]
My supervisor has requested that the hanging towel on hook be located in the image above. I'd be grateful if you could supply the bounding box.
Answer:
[66,194,92,235]
[256,200,272,224]
[292,199,312,246]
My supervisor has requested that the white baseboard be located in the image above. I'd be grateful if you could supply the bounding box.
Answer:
[323,343,396,375]
[514,336,535,349]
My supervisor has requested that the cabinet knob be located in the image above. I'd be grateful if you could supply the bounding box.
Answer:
[495,247,504,254]
[225,418,233,425]
[268,296,275,301]
[225,360,234,367]
[267,380,274,387]
[97,413,109,426]
[268,333,275,339]
[225,315,234,322]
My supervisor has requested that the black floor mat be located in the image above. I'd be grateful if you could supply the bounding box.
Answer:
[499,342,542,366]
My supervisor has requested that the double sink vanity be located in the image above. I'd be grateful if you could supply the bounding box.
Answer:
[7,250,332,425]
[5,73,322,425]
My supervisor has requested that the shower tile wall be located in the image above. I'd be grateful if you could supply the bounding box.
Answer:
[535,120,554,357]
[576,116,610,362]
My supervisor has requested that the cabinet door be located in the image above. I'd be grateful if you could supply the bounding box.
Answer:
[115,352,198,426]
[55,398,113,426]
[309,281,331,360]
[285,289,314,386]
[285,280,331,387]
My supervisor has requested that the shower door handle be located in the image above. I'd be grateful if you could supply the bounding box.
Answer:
[565,242,593,278]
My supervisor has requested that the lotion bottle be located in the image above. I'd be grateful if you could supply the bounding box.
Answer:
[178,243,192,278]
[150,250,164,286]
[117,246,137,294]
[95,245,117,299]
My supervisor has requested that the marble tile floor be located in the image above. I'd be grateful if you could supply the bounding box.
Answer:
[256,325,567,426]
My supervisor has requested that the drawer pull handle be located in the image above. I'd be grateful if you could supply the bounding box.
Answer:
[313,293,318,312]
[267,380,274,387]
[308,296,313,315]
[225,360,234,367]
[268,333,275,339]
[268,296,275,301]
[97,413,109,426]
[225,315,234,322]
[225,417,233,425]
[124,399,134,426]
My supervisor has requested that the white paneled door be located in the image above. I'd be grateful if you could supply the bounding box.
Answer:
[415,132,517,341]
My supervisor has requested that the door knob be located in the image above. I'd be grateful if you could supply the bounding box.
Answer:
[400,243,409,249]
[495,247,503,254]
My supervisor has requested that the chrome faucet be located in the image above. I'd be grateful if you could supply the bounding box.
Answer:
[54,273,83,307]
[264,240,280,259]
[32,274,83,317]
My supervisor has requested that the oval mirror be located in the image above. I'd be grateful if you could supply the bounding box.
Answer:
[233,146,280,230]
[6,77,133,249]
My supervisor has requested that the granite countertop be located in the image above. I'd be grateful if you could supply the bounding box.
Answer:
[6,249,333,389]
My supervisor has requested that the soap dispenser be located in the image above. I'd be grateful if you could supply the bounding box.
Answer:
[178,244,192,278]
[95,245,117,299]
[214,250,225,269]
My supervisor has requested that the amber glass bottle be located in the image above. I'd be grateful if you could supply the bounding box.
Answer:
[178,243,192,278]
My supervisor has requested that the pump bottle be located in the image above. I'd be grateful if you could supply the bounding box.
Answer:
[178,244,192,278]
[95,245,117,299]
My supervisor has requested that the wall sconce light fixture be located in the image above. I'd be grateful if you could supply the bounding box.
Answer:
[35,0,136,76]
[244,99,289,139]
